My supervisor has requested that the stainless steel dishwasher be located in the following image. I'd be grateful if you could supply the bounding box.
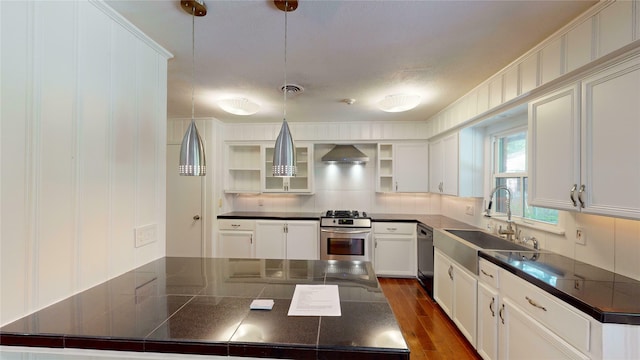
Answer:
[417,223,434,297]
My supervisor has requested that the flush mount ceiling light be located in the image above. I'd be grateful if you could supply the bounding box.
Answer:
[377,94,421,113]
[218,97,260,116]
[178,0,206,176]
[272,0,298,178]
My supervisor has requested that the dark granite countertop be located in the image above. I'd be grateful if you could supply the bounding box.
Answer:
[480,251,640,325]
[0,257,409,359]
[218,211,322,221]
[218,211,479,232]
[369,213,479,231]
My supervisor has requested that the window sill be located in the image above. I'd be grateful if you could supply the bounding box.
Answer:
[488,216,565,236]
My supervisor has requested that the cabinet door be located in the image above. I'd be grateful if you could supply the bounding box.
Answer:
[581,56,640,220]
[434,249,454,317]
[374,235,416,277]
[528,84,581,211]
[394,143,429,192]
[428,140,443,193]
[286,221,319,260]
[218,231,254,258]
[499,299,589,360]
[255,221,286,259]
[442,133,459,196]
[263,145,313,193]
[477,282,499,360]
[452,263,477,347]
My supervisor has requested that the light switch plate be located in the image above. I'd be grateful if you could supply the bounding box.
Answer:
[135,224,157,248]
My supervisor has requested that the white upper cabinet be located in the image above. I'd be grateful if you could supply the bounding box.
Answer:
[528,84,581,211]
[529,53,640,220]
[263,144,313,193]
[377,143,429,193]
[580,54,640,220]
[224,143,313,194]
[429,128,483,197]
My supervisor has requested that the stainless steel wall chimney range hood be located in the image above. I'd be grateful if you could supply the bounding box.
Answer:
[321,145,369,164]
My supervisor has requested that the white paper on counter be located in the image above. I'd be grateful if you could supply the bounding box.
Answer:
[287,284,341,316]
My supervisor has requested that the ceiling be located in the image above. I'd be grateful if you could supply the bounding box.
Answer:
[105,0,596,124]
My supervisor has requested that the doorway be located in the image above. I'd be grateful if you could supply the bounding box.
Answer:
[166,144,203,257]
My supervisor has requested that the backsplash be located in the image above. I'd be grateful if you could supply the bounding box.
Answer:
[440,196,640,281]
[228,143,440,215]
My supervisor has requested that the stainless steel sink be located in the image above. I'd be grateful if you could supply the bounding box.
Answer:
[434,229,537,274]
[445,230,532,251]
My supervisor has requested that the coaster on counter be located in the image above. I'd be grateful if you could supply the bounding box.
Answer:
[250,299,274,310]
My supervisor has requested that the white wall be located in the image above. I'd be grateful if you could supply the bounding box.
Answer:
[0,1,171,325]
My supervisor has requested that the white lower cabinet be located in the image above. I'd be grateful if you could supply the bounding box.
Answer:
[434,249,477,347]
[475,258,593,360]
[499,298,588,360]
[217,220,255,258]
[477,282,500,360]
[255,220,319,260]
[373,222,416,277]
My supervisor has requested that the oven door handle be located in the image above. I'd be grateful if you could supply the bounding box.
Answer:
[320,229,371,235]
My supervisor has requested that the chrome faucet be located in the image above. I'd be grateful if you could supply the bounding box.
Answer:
[522,236,539,250]
[485,186,516,241]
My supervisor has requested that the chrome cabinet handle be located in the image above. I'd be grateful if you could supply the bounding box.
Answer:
[569,184,577,207]
[395,182,398,191]
[448,265,453,280]
[489,297,495,317]
[481,269,494,279]
[578,184,586,208]
[439,182,443,193]
[250,234,253,244]
[499,304,505,324]
[231,224,240,228]
[525,296,547,311]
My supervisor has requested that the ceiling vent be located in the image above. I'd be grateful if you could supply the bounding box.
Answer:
[281,84,304,97]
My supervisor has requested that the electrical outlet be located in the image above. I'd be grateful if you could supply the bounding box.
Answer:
[135,224,157,248]
[465,205,474,216]
[575,227,586,245]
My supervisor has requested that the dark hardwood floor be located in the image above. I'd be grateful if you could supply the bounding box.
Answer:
[378,277,482,360]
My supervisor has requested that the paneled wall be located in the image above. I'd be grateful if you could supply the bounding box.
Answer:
[0,1,171,325]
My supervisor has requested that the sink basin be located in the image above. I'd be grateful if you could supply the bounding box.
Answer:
[445,229,532,251]
[434,228,537,275]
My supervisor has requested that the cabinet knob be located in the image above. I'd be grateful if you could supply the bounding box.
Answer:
[193,215,201,220]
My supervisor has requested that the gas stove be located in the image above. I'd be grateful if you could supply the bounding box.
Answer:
[323,210,368,218]
[321,210,371,228]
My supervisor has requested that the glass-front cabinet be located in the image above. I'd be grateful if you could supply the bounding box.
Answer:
[225,143,313,194]
[263,145,313,193]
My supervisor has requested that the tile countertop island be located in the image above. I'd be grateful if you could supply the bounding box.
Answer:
[0,257,409,360]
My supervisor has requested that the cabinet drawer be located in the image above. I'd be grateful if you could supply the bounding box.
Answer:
[373,222,416,235]
[219,219,255,231]
[478,259,500,289]
[501,270,590,354]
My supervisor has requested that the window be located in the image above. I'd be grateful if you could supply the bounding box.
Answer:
[492,129,558,225]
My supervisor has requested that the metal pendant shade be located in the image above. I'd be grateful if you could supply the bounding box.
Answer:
[179,0,207,176]
[272,0,297,177]
[273,119,296,177]
[179,120,206,176]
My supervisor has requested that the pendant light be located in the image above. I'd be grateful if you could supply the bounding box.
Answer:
[272,0,298,177]
[179,0,207,176]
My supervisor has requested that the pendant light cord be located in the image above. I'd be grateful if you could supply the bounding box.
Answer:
[191,5,196,123]
[283,1,288,120]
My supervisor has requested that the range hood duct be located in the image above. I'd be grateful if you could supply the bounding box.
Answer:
[321,145,369,164]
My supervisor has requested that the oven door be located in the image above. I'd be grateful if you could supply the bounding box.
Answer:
[320,227,372,262]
